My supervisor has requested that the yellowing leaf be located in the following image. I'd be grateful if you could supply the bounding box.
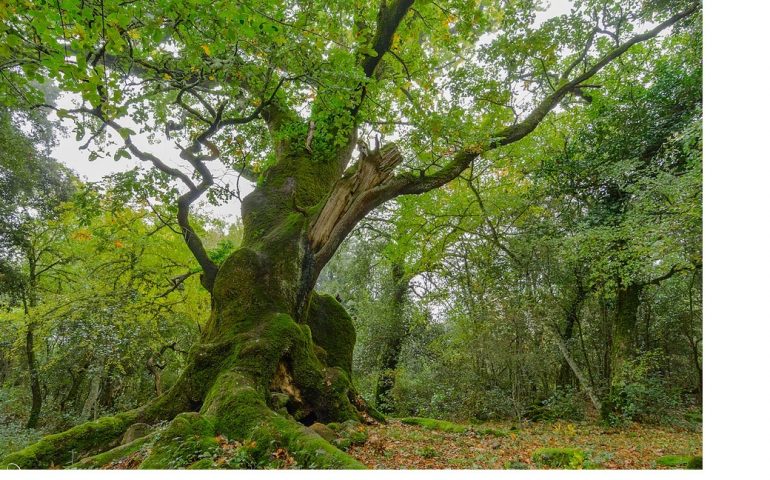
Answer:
[73,229,92,241]
[201,44,211,56]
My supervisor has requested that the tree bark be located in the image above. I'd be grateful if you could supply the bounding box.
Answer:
[81,363,103,421]
[23,253,43,430]
[59,359,90,413]
[612,282,643,376]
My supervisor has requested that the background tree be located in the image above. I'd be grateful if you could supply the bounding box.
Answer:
[1,181,216,454]
[0,105,76,429]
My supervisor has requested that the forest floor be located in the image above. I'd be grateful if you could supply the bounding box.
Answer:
[348,418,702,469]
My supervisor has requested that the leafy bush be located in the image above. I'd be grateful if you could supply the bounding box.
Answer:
[524,387,584,422]
[543,387,585,421]
[0,422,43,459]
[603,350,681,425]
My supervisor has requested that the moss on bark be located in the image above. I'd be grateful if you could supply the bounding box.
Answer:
[400,417,468,433]
[306,292,355,376]
[74,432,155,469]
[1,412,138,468]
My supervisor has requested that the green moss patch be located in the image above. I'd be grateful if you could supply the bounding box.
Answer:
[202,371,265,439]
[249,411,366,469]
[325,420,368,451]
[306,292,356,376]
[138,413,217,469]
[656,454,701,469]
[73,434,154,469]
[532,447,585,469]
[473,427,509,437]
[0,411,138,468]
[401,417,468,433]
[188,458,217,469]
[400,417,507,437]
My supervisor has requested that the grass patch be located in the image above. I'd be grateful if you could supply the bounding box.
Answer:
[473,427,508,437]
[687,455,702,469]
[418,446,438,458]
[349,420,701,470]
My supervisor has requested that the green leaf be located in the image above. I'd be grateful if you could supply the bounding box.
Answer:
[114,148,131,160]
[118,128,135,140]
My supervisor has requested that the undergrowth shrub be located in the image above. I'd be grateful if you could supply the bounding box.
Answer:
[603,350,681,425]
[525,386,584,422]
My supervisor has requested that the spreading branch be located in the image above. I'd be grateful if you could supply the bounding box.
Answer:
[45,104,221,291]
[361,0,416,79]
[307,3,700,277]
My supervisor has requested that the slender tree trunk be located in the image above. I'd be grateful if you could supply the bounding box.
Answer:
[0,349,8,385]
[82,363,104,420]
[59,359,90,413]
[98,367,121,412]
[601,300,612,390]
[374,262,409,413]
[601,282,643,419]
[24,320,42,429]
[556,306,578,388]
[146,356,165,397]
[552,329,602,413]
[686,272,703,401]
[612,282,643,376]
[23,257,43,430]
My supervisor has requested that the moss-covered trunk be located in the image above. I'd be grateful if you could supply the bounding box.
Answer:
[1,148,375,469]
[374,262,409,413]
[24,320,42,430]
[601,282,643,420]
[612,282,643,374]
